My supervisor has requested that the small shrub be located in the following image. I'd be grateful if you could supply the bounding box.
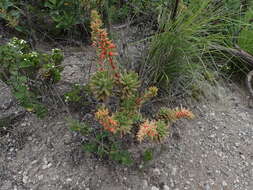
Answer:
[0,37,64,117]
[0,0,93,40]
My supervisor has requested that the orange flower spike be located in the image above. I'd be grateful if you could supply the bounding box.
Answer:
[90,10,121,79]
[175,108,195,119]
[108,44,116,49]
[108,51,117,56]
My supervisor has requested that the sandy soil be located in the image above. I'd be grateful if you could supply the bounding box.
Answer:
[1,78,253,190]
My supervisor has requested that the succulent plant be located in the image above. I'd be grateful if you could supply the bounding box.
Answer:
[113,111,133,135]
[119,71,140,99]
[89,70,114,102]
[156,107,194,123]
[156,107,178,123]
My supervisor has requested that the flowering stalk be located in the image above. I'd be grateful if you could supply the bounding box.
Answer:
[90,10,120,81]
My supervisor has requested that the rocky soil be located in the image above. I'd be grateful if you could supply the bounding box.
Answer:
[1,65,253,190]
[0,27,253,190]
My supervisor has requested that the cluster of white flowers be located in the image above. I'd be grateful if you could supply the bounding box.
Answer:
[65,95,70,102]
[52,48,61,53]
[29,51,38,58]
[7,38,27,48]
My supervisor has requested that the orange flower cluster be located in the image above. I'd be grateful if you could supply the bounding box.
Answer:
[175,108,195,119]
[156,107,195,123]
[90,10,120,80]
[95,108,118,134]
[137,120,159,142]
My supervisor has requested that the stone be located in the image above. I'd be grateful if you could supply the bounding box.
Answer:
[153,168,161,176]
[171,167,177,176]
[42,163,52,169]
[66,178,72,182]
[222,181,228,187]
[38,175,43,180]
[204,183,211,190]
[23,175,28,184]
[151,186,159,190]
[142,180,148,189]
[163,184,170,190]
[0,80,25,127]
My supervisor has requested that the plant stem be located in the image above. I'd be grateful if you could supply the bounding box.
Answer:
[171,0,180,21]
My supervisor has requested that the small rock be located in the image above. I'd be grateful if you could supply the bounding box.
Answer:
[170,179,175,187]
[151,186,159,190]
[142,180,148,189]
[235,142,240,147]
[63,133,72,144]
[66,178,72,182]
[38,175,43,180]
[31,160,38,165]
[23,175,28,184]
[0,80,25,126]
[222,181,228,187]
[163,184,170,190]
[171,167,177,176]
[153,168,161,176]
[42,163,52,169]
[204,183,211,190]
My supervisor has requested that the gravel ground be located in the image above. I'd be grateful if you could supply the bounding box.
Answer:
[0,81,253,190]
[1,27,253,189]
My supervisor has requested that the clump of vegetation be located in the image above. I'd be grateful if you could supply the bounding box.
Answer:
[0,0,160,42]
[145,1,230,95]
[238,7,253,55]
[0,37,64,117]
[138,0,253,100]
[0,0,92,40]
[69,10,195,165]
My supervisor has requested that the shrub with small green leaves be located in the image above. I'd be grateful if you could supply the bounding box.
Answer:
[0,37,64,117]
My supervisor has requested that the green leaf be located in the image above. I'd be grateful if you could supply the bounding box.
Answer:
[143,149,153,162]
[83,143,98,153]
